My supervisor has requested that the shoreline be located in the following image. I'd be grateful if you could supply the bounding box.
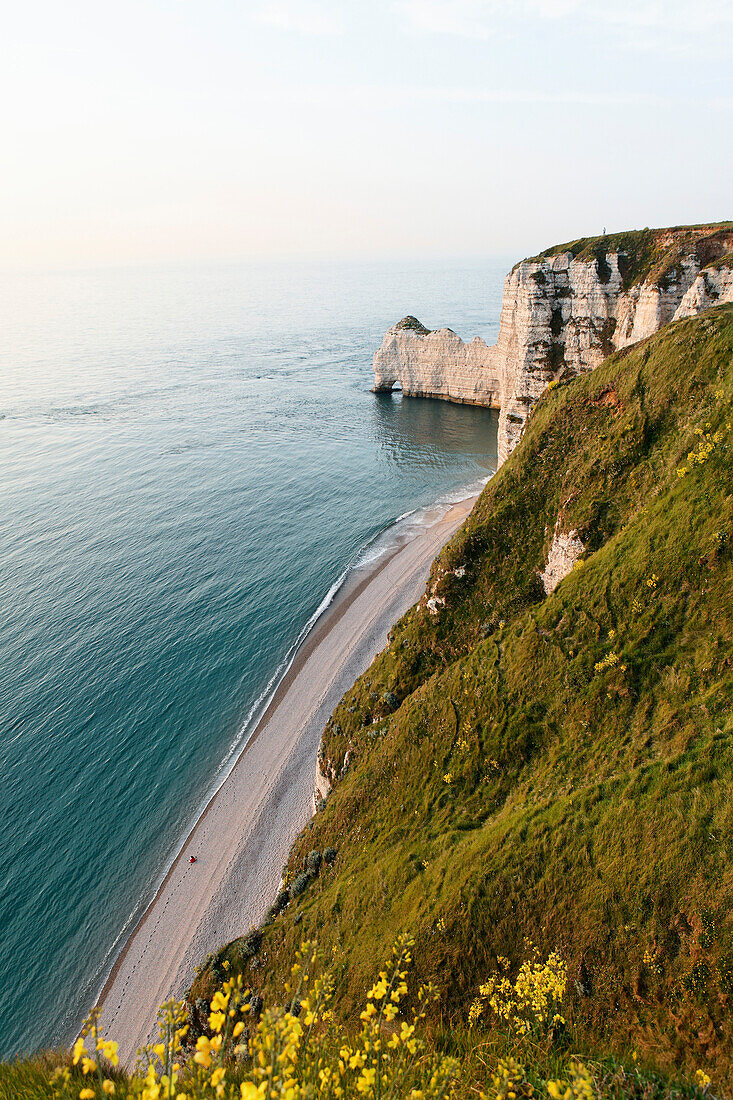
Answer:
[95,487,482,1064]
[94,539,405,1022]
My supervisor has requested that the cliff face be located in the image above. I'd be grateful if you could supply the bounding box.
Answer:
[373,224,733,463]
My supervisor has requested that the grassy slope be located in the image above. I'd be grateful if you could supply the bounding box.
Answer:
[517,222,733,288]
[202,306,733,1082]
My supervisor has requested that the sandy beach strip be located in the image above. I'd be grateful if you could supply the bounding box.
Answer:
[96,493,478,1065]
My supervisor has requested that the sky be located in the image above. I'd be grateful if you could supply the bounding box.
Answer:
[1,0,731,268]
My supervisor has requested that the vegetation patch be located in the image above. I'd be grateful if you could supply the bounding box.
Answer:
[517,223,733,289]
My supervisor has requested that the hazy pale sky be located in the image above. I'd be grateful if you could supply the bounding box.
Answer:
[2,0,731,267]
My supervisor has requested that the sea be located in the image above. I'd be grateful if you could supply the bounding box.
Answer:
[0,257,506,1058]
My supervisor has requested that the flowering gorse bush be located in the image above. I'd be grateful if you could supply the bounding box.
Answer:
[676,425,724,478]
[469,949,567,1039]
[545,1062,594,1100]
[54,937,458,1100]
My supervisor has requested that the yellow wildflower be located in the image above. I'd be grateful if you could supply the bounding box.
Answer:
[356,1067,376,1094]
[79,1091,95,1100]
[209,1010,226,1032]
[367,977,388,1000]
[97,1039,119,1065]
[194,1035,214,1068]
[210,990,230,1013]
[102,1082,116,1096]
[696,1069,711,1091]
[72,1038,86,1065]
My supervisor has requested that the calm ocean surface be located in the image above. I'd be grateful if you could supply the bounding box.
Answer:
[0,258,506,1057]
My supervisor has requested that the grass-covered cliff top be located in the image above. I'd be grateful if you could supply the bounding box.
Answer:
[517,221,733,289]
[194,305,733,1092]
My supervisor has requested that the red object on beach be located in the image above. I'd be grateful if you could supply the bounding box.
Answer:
[189,856,197,864]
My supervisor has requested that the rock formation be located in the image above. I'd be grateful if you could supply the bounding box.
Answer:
[373,224,733,464]
[313,753,331,811]
[372,316,500,407]
[540,522,585,595]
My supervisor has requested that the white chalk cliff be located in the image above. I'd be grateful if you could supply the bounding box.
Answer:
[372,316,501,408]
[540,523,585,596]
[373,225,733,464]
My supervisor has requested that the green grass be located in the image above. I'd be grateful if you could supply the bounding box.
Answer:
[516,222,733,288]
[195,306,733,1088]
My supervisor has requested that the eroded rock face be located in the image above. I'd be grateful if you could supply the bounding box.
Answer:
[313,753,332,811]
[373,323,501,407]
[496,252,626,462]
[373,229,733,465]
[493,244,733,464]
[673,266,733,319]
[540,523,585,595]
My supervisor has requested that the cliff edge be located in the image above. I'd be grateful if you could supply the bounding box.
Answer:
[373,222,733,463]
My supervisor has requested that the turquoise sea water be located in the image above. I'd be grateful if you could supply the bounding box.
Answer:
[0,258,505,1057]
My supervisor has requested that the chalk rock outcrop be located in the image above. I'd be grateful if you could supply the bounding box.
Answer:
[373,316,501,407]
[373,226,733,465]
[673,264,733,319]
[540,523,585,595]
[313,746,332,810]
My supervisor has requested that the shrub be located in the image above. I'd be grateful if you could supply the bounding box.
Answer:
[305,850,322,876]
[290,872,309,898]
[324,846,338,865]
[241,929,262,959]
[274,889,290,913]
[383,690,399,710]
[471,950,567,1039]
